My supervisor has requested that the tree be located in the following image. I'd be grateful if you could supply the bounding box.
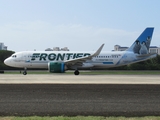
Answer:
[0,50,15,70]
[109,55,160,70]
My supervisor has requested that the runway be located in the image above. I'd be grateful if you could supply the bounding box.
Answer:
[0,74,160,84]
[0,74,160,116]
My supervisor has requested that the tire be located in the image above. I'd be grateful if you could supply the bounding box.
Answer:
[74,70,79,75]
[23,71,27,75]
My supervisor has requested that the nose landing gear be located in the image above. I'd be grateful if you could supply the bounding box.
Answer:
[23,68,27,75]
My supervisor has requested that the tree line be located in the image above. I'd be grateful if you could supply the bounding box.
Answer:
[108,55,160,70]
[0,50,160,70]
[0,50,15,70]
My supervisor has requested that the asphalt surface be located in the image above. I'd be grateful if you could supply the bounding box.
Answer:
[0,84,160,116]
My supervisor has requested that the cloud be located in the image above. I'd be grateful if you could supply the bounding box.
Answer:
[0,21,139,52]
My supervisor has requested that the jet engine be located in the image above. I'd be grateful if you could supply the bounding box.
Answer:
[48,62,66,73]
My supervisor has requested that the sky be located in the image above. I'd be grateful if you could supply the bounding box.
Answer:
[0,0,160,52]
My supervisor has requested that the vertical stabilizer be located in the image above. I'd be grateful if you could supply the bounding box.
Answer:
[127,27,154,54]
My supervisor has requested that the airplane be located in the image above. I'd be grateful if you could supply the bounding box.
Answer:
[4,27,156,75]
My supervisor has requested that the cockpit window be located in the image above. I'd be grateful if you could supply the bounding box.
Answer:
[12,55,17,58]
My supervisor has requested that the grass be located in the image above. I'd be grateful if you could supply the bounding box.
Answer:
[76,70,160,75]
[1,116,160,120]
[3,70,160,75]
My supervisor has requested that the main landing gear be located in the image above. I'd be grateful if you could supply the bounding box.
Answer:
[74,70,79,75]
[23,68,27,75]
[22,68,79,75]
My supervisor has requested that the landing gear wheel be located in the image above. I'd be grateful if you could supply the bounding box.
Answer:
[23,67,27,75]
[74,70,79,75]
[23,71,27,75]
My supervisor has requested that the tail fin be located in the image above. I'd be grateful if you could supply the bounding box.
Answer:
[127,27,154,54]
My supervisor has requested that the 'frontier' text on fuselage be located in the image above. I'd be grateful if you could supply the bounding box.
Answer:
[31,53,91,61]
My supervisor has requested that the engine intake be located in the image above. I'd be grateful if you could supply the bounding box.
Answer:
[48,62,66,73]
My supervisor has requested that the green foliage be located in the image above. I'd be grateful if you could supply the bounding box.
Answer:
[0,50,14,61]
[0,50,15,70]
[108,55,160,70]
[128,55,160,70]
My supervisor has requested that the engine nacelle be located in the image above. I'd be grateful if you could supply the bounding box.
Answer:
[48,62,66,73]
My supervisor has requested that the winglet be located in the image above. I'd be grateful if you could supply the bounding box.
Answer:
[65,44,104,65]
[91,44,104,57]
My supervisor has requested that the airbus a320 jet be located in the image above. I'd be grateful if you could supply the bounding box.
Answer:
[4,27,156,75]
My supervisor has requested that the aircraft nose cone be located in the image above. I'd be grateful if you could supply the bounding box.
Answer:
[4,58,10,66]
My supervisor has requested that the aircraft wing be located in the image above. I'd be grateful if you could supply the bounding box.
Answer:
[136,53,157,58]
[65,44,104,66]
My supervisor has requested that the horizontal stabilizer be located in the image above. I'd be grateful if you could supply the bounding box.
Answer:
[136,53,157,58]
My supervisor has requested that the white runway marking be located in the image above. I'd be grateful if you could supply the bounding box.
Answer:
[0,74,160,84]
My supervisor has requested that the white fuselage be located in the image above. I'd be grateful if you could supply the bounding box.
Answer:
[4,50,156,70]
